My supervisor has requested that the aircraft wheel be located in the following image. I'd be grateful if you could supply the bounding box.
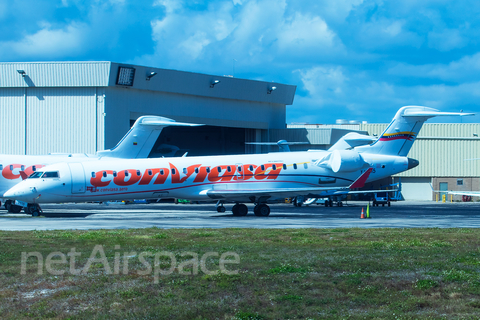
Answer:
[254,204,270,217]
[5,200,11,211]
[324,201,329,207]
[382,204,385,207]
[388,202,391,207]
[32,210,41,217]
[337,201,343,207]
[237,204,248,216]
[329,200,333,207]
[217,206,226,213]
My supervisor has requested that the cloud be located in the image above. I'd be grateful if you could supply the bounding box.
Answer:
[428,28,467,51]
[388,52,480,83]
[1,0,480,124]
[0,22,87,60]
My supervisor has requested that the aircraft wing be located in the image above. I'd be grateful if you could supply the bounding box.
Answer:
[203,168,373,200]
[447,191,480,196]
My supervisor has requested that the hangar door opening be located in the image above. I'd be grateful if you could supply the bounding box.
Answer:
[144,125,250,157]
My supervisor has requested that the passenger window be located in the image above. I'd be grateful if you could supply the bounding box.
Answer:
[124,170,129,177]
[103,171,107,177]
[172,168,176,175]
[183,168,188,174]
[238,166,242,172]
[206,167,211,173]
[195,167,199,174]
[136,170,141,176]
[148,169,152,175]
[0,164,2,170]
[227,166,232,172]
[113,171,117,177]
[91,172,96,178]
[272,164,277,170]
[10,165,13,170]
[282,164,287,170]
[21,165,25,171]
[261,165,265,171]
[293,163,297,170]
[304,163,308,169]
[160,169,164,175]
[217,167,221,173]
[249,165,254,171]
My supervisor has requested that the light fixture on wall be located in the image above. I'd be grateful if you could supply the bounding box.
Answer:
[17,70,26,77]
[267,86,277,94]
[210,80,220,88]
[146,71,157,81]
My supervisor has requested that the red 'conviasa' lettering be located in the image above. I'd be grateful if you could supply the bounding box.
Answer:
[138,168,170,185]
[255,163,283,180]
[90,170,114,187]
[2,164,24,180]
[207,165,235,182]
[2,163,46,180]
[114,169,142,186]
[88,162,284,188]
[170,163,201,184]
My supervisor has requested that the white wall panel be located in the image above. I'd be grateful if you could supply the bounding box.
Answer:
[0,88,25,154]
[395,177,433,200]
[26,88,96,155]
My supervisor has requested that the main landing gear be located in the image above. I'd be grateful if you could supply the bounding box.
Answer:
[215,201,271,217]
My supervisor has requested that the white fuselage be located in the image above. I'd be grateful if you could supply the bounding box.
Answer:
[5,151,410,204]
[0,153,98,198]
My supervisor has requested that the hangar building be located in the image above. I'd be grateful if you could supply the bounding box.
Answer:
[362,123,480,201]
[0,61,296,156]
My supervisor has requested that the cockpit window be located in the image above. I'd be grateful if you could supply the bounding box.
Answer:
[29,171,44,179]
[42,171,59,178]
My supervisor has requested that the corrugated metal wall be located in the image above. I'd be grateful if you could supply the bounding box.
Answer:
[0,62,110,87]
[26,88,97,155]
[0,88,25,154]
[361,123,480,177]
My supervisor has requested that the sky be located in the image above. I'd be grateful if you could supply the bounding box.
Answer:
[1,0,480,124]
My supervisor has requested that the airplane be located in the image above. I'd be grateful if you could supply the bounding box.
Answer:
[3,106,473,217]
[0,116,201,213]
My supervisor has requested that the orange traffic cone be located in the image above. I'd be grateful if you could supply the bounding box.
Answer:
[360,208,366,219]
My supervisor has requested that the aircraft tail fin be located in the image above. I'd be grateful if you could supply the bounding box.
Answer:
[355,106,473,156]
[96,116,202,159]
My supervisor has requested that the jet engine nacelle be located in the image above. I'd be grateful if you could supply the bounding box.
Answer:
[329,149,367,173]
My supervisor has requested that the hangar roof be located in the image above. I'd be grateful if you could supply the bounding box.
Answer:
[0,61,296,105]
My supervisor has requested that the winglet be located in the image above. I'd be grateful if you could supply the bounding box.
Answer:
[349,168,373,189]
[19,171,28,180]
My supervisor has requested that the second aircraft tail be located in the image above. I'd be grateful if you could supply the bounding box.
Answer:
[355,106,473,156]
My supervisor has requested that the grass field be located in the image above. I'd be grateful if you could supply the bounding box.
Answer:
[1,227,480,319]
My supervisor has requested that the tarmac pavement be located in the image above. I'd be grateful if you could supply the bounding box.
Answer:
[1,200,480,231]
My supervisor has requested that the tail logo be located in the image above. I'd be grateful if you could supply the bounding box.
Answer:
[379,131,416,141]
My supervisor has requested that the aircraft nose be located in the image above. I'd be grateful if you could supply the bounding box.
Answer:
[3,185,37,200]
[407,158,419,169]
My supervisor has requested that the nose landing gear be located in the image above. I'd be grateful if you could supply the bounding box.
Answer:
[26,203,43,217]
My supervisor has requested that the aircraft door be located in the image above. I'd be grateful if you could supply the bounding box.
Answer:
[68,163,86,194]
